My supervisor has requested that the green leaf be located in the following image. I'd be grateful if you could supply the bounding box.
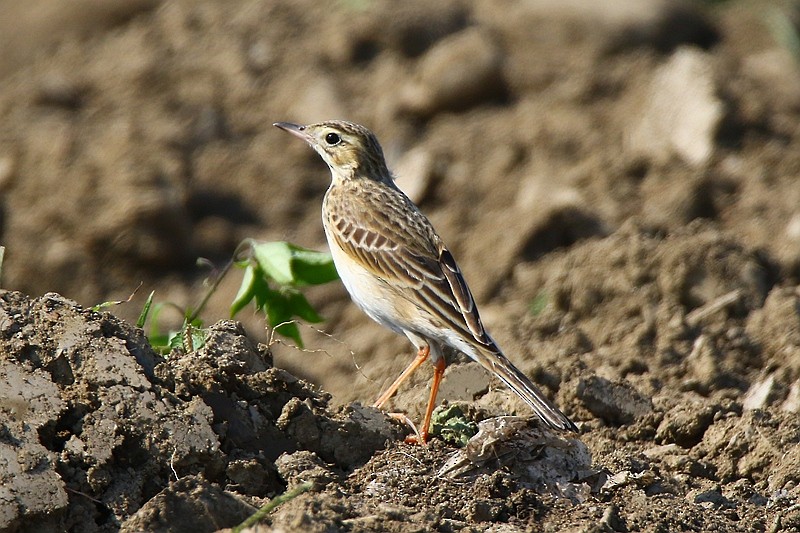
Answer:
[185,323,208,352]
[148,336,172,355]
[274,321,302,347]
[284,290,324,323]
[253,241,296,285]
[430,404,478,447]
[230,264,258,318]
[167,330,185,352]
[147,302,167,339]
[257,286,304,347]
[137,290,155,329]
[289,248,339,286]
[529,291,549,316]
[252,241,338,287]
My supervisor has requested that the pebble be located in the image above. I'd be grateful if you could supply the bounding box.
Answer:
[397,28,505,117]
[627,47,723,167]
[742,373,780,411]
[575,375,653,425]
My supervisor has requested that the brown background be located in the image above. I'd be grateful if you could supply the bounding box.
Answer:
[1,0,800,531]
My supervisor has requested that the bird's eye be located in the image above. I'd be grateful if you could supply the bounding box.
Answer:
[325,132,341,146]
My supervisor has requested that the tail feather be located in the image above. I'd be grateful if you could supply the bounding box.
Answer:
[474,346,577,432]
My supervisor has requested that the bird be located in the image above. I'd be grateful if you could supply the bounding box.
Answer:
[274,120,577,442]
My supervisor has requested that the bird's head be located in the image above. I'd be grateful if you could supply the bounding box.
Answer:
[274,120,392,184]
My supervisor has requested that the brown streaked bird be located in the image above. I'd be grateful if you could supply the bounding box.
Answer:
[274,120,577,442]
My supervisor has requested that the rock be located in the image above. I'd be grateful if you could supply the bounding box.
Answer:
[397,28,505,117]
[0,291,405,529]
[119,475,256,533]
[685,335,720,393]
[745,287,800,371]
[782,380,800,413]
[0,154,15,191]
[690,484,736,509]
[438,417,592,499]
[656,398,719,447]
[627,47,723,167]
[275,450,339,490]
[742,373,782,411]
[575,375,653,425]
[393,146,436,204]
[0,291,221,529]
[277,400,402,469]
[787,213,800,241]
[0,363,69,532]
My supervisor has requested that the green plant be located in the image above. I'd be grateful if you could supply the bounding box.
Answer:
[230,240,338,346]
[232,481,313,533]
[430,404,479,447]
[529,290,549,316]
[138,240,338,354]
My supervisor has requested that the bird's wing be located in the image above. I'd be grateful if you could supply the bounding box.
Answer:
[326,184,494,349]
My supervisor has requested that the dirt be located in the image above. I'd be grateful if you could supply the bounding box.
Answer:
[1,0,800,531]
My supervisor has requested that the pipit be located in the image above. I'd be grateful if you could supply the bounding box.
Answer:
[274,120,577,442]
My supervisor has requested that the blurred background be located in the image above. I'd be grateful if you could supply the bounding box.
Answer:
[1,0,799,412]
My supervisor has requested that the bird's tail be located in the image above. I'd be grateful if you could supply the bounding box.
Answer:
[471,343,577,432]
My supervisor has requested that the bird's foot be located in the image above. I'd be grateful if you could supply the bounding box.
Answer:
[385,412,428,444]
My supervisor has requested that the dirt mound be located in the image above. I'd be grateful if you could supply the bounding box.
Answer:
[0,292,594,531]
[0,291,400,531]
[3,275,800,531]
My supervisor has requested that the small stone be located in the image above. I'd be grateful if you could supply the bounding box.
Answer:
[656,399,718,447]
[246,39,274,73]
[627,47,723,166]
[685,335,720,394]
[35,75,86,109]
[274,450,337,491]
[742,374,781,411]
[393,146,435,204]
[782,380,800,413]
[786,214,800,241]
[575,375,653,425]
[398,28,505,117]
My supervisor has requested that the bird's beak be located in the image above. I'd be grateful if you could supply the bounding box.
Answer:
[273,122,311,142]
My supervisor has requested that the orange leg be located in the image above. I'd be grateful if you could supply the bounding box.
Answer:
[418,357,447,443]
[373,345,430,409]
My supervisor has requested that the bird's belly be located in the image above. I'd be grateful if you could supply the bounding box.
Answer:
[325,235,407,335]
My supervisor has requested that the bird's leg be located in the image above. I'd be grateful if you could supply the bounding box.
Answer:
[416,357,446,444]
[373,345,430,409]
[384,412,423,443]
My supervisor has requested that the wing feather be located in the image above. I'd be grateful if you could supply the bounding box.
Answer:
[327,184,494,352]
